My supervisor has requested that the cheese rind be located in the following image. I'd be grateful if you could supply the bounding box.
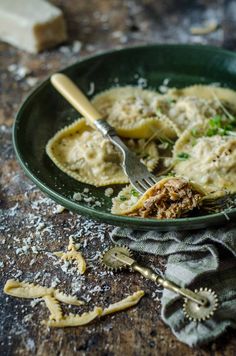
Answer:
[0,0,67,53]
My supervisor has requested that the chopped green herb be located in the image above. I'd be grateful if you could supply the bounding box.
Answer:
[131,188,139,197]
[209,115,222,128]
[177,152,190,160]
[159,137,174,149]
[119,195,127,201]
[191,128,200,137]
[167,171,176,177]
[166,97,175,104]
[206,128,218,137]
[206,114,236,137]
[156,108,162,115]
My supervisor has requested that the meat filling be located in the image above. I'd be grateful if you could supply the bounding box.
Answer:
[129,179,202,219]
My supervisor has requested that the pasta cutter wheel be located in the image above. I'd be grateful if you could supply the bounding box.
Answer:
[183,287,218,322]
[101,246,133,271]
[101,246,219,322]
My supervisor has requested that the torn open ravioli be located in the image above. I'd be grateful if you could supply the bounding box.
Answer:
[92,86,176,139]
[173,126,236,193]
[112,177,205,219]
[46,118,159,186]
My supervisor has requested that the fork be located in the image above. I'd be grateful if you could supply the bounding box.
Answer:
[51,73,159,194]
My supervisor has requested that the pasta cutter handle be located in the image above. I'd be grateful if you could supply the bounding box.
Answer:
[132,263,207,306]
[156,276,207,306]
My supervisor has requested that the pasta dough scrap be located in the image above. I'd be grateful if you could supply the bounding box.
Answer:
[44,290,145,327]
[43,295,63,321]
[43,307,103,327]
[53,291,84,306]
[54,236,86,274]
[4,278,145,328]
[46,118,159,186]
[112,177,205,219]
[101,290,145,316]
[4,279,53,298]
[92,86,177,139]
[4,279,84,306]
[173,127,236,193]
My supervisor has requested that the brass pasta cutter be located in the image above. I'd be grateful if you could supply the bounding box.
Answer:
[101,246,218,321]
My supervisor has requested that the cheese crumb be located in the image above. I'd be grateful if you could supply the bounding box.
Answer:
[104,188,114,197]
[73,192,82,201]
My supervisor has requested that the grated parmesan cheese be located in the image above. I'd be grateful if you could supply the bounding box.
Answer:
[104,188,114,197]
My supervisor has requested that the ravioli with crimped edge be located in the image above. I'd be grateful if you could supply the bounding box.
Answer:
[168,85,236,111]
[46,118,159,187]
[112,177,205,219]
[173,123,236,193]
[92,86,177,139]
[152,85,236,137]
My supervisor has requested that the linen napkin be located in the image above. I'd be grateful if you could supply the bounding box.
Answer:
[110,223,236,347]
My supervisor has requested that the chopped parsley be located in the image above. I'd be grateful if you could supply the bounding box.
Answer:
[167,171,176,177]
[119,195,127,201]
[177,152,190,160]
[156,108,163,115]
[206,114,236,136]
[131,188,139,197]
[166,97,176,104]
[191,127,200,137]
[159,137,174,149]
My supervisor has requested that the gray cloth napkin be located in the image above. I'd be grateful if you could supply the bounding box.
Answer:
[110,223,236,347]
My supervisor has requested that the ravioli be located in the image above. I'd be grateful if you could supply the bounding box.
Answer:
[173,126,236,193]
[152,95,234,138]
[46,118,159,187]
[112,177,205,219]
[151,85,236,137]
[168,97,226,136]
[92,86,177,139]
[169,85,236,111]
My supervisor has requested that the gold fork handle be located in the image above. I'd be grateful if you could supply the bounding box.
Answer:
[51,73,102,124]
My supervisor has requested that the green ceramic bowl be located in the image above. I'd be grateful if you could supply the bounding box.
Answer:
[13,44,236,231]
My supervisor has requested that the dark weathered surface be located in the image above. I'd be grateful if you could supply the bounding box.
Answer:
[0,0,236,355]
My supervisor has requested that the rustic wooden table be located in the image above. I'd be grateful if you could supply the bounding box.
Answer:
[1,0,236,355]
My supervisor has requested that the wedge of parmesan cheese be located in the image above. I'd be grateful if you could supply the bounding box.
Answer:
[0,0,67,53]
